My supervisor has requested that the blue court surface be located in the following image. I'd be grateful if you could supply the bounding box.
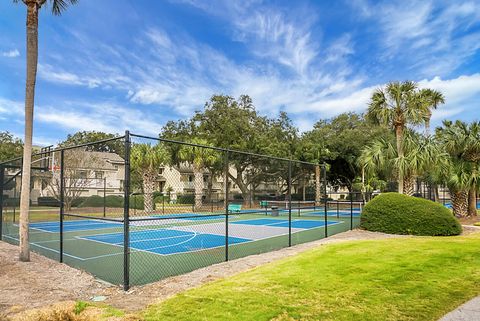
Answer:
[231,218,339,229]
[153,213,225,221]
[30,220,122,233]
[82,229,250,255]
[444,202,480,209]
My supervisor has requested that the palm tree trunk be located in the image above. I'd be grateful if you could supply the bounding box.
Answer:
[193,167,203,211]
[395,125,404,194]
[315,165,320,206]
[425,113,431,136]
[403,176,415,196]
[19,1,41,262]
[467,187,477,217]
[451,190,468,218]
[143,173,155,214]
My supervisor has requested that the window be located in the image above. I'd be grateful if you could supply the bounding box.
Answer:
[95,171,103,179]
[76,170,87,179]
[159,168,164,175]
[189,175,194,182]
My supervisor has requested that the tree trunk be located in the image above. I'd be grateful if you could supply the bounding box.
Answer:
[193,167,203,211]
[315,165,320,206]
[451,190,468,218]
[467,187,477,217]
[395,125,404,194]
[143,173,155,214]
[19,2,40,262]
[206,174,213,202]
[302,181,306,201]
[433,184,440,202]
[424,114,431,136]
[403,176,415,196]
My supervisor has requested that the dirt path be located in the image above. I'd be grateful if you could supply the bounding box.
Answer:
[6,228,478,320]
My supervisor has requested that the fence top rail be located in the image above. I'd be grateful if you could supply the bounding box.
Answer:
[0,135,126,167]
[130,132,318,166]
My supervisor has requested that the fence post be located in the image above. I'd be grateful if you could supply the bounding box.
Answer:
[0,166,4,240]
[224,151,229,262]
[13,176,16,223]
[59,150,65,263]
[123,131,131,291]
[103,177,106,217]
[322,163,327,238]
[350,192,353,230]
[288,161,292,247]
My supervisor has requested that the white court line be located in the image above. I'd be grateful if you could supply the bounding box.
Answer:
[1,234,86,261]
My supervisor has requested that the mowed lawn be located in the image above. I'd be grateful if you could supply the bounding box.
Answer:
[142,233,480,321]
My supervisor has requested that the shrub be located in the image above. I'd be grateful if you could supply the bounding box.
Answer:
[129,194,145,210]
[360,193,462,236]
[71,197,87,208]
[79,195,104,208]
[154,195,170,205]
[3,197,20,207]
[37,196,60,207]
[233,194,244,200]
[79,195,124,208]
[474,222,480,227]
[177,194,194,204]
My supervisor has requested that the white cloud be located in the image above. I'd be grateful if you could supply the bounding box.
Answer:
[2,49,20,58]
[351,1,480,76]
[36,101,163,136]
[38,64,102,88]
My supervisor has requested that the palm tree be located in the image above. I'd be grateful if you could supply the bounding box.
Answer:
[178,139,219,211]
[367,81,428,194]
[436,120,480,217]
[14,0,78,262]
[131,143,170,214]
[359,131,442,196]
[418,88,445,136]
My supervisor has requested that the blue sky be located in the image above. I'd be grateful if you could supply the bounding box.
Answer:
[0,0,479,146]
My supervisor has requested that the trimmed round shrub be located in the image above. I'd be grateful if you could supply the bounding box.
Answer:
[360,193,462,236]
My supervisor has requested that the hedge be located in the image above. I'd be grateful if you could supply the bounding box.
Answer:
[79,195,124,208]
[3,197,21,207]
[177,194,194,204]
[360,193,462,236]
[37,197,60,207]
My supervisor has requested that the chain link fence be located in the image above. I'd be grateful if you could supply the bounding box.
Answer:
[0,132,363,290]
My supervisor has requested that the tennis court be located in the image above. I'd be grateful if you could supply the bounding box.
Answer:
[27,215,342,256]
[1,209,358,286]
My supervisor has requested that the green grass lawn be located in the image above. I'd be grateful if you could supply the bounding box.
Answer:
[140,233,480,321]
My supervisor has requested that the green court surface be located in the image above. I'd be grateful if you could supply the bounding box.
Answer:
[0,208,361,286]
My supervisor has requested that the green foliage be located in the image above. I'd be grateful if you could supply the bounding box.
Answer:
[37,196,60,207]
[359,130,443,185]
[79,195,124,208]
[129,194,145,210]
[74,301,88,315]
[154,195,170,204]
[177,194,194,204]
[3,197,20,207]
[0,131,23,162]
[58,131,123,154]
[361,193,462,236]
[473,222,480,226]
[300,113,391,189]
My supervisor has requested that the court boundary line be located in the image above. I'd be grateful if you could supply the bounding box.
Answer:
[78,219,345,257]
